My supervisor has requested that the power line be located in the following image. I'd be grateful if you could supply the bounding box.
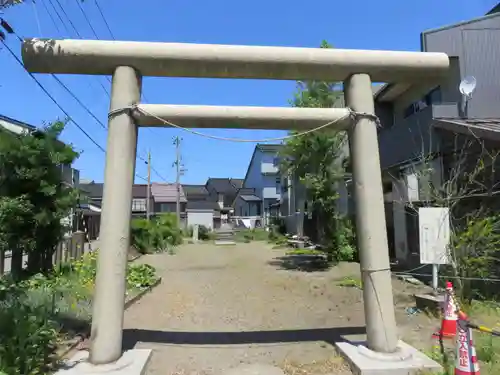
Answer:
[45,0,70,37]
[51,74,107,130]
[1,40,105,152]
[75,5,169,181]
[73,0,99,39]
[1,39,149,182]
[41,0,110,97]
[42,6,162,173]
[31,0,42,37]
[93,0,115,40]
[52,0,82,37]
[39,0,62,34]
[7,14,163,181]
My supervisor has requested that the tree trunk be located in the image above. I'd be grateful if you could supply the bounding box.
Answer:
[11,248,23,280]
[27,251,43,276]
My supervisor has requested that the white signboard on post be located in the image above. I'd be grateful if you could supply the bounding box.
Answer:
[419,207,451,265]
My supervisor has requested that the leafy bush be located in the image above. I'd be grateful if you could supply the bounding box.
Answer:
[0,250,161,375]
[269,217,286,235]
[131,214,182,254]
[268,227,287,245]
[131,218,153,254]
[154,214,183,251]
[331,216,358,262]
[198,225,211,241]
[183,226,193,238]
[0,122,79,279]
[448,215,500,301]
[126,264,160,290]
[0,286,59,375]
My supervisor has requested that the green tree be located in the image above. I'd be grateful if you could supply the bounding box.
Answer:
[280,40,354,261]
[0,0,21,9]
[0,121,79,278]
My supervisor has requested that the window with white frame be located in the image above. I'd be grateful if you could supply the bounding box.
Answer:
[132,198,146,212]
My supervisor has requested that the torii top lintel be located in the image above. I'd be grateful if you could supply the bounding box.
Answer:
[21,38,449,83]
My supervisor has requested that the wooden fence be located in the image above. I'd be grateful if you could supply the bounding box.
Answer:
[0,231,87,276]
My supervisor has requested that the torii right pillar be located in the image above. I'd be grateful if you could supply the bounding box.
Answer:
[336,73,442,374]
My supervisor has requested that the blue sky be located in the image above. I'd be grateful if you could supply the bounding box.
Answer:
[0,0,497,184]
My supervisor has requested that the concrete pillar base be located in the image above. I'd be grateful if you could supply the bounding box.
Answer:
[335,338,442,375]
[55,349,152,375]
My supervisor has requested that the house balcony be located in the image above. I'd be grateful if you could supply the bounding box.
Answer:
[261,162,279,175]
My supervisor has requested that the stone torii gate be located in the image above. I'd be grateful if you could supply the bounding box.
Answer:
[22,39,448,374]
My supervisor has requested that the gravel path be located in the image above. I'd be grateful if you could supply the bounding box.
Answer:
[123,242,437,375]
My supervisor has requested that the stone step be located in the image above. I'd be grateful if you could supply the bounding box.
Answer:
[214,240,236,246]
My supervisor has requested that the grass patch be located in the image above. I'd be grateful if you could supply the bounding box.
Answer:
[286,248,324,256]
[337,276,363,289]
[234,228,269,243]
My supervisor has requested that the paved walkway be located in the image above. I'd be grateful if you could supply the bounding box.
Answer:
[123,242,362,375]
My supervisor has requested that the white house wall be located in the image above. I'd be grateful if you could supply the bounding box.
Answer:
[187,210,214,230]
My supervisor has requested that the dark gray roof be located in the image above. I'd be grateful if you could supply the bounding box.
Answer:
[132,184,148,198]
[186,200,219,210]
[238,187,256,195]
[183,184,208,196]
[205,178,243,207]
[151,183,187,203]
[80,183,103,198]
[206,178,235,193]
[240,194,261,202]
[230,178,244,189]
[80,182,150,199]
[434,118,500,142]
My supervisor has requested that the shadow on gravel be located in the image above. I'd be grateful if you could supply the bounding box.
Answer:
[122,326,366,350]
[267,254,332,272]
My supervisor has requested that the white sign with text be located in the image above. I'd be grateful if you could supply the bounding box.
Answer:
[419,207,451,265]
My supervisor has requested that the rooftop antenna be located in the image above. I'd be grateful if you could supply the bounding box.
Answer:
[459,76,476,118]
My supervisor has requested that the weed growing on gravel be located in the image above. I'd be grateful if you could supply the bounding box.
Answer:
[286,248,324,256]
[234,228,269,243]
[337,276,362,289]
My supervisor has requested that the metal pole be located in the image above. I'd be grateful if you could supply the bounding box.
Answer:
[174,136,181,225]
[89,66,141,364]
[146,150,151,220]
[344,73,398,354]
[432,264,439,295]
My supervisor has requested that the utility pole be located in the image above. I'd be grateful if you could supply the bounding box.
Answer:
[146,150,151,220]
[173,136,183,225]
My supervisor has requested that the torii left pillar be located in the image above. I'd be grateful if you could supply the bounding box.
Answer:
[90,66,141,364]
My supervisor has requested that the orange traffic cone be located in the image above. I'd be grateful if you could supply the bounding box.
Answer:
[455,311,480,375]
[433,281,458,339]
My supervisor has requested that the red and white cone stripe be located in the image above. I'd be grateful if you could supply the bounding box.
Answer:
[455,312,480,375]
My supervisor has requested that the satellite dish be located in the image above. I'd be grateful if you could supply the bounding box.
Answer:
[459,76,477,99]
